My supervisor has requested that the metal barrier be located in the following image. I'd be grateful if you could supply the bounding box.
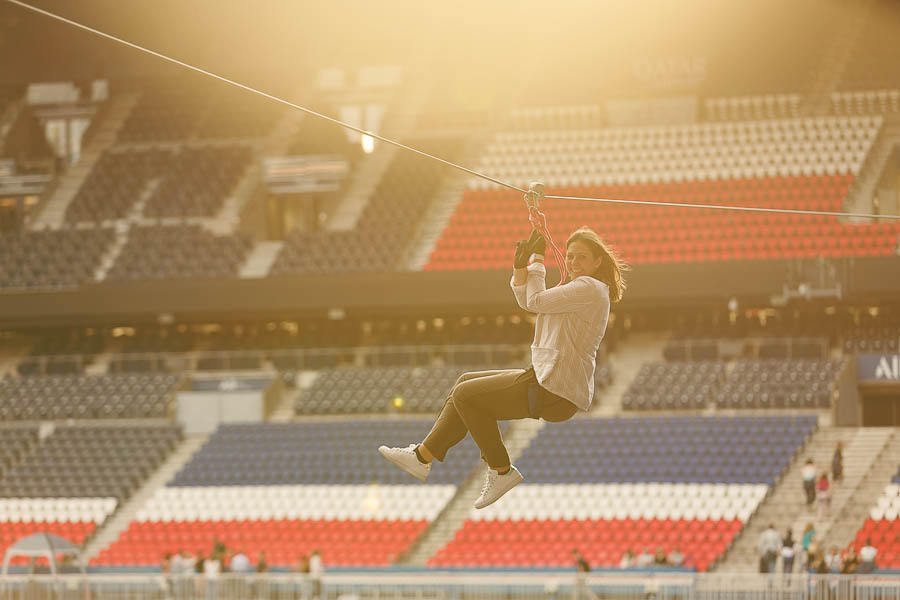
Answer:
[20,344,530,376]
[1,573,900,600]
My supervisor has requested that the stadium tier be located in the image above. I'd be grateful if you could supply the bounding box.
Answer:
[64,148,173,223]
[117,80,283,143]
[0,228,114,290]
[0,427,39,479]
[143,145,252,218]
[623,358,841,411]
[105,225,252,280]
[298,366,482,415]
[296,362,609,415]
[429,180,899,269]
[270,138,462,275]
[0,424,181,567]
[64,144,253,222]
[473,116,879,187]
[0,374,180,420]
[429,415,816,571]
[427,115,900,270]
[93,421,489,567]
[0,424,181,499]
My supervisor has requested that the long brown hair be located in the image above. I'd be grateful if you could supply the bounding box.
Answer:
[566,227,628,303]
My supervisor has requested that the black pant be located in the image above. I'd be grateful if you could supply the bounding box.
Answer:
[803,480,816,505]
[422,367,578,469]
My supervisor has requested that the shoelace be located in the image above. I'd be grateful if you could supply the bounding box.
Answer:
[481,470,498,496]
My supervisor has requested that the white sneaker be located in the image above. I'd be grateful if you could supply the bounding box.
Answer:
[378,444,431,482]
[474,466,523,509]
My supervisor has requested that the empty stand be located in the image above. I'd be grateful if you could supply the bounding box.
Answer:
[106,225,252,280]
[118,85,206,143]
[143,146,252,218]
[0,425,120,568]
[171,421,477,487]
[623,361,724,411]
[0,374,179,420]
[428,178,900,270]
[0,426,38,479]
[0,229,113,290]
[623,358,840,411]
[95,421,483,567]
[471,116,879,188]
[270,138,462,275]
[716,359,841,410]
[0,424,178,565]
[514,416,813,486]
[430,415,816,571]
[427,115,900,270]
[0,424,181,500]
[705,94,801,122]
[118,80,282,142]
[299,366,471,415]
[831,90,900,116]
[64,149,173,223]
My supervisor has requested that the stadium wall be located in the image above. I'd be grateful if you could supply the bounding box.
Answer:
[0,256,897,326]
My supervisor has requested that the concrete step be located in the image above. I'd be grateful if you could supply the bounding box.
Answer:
[239,240,284,278]
[591,332,668,416]
[715,426,894,572]
[215,163,262,233]
[715,423,831,571]
[402,129,494,271]
[823,429,899,550]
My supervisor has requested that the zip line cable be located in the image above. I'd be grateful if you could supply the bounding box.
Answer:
[7,0,900,221]
[544,193,891,219]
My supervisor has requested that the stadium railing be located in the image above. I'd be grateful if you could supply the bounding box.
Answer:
[15,344,531,376]
[0,572,899,600]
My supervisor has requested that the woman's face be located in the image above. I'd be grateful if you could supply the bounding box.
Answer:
[566,239,603,279]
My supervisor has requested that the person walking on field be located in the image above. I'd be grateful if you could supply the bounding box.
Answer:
[379,226,626,508]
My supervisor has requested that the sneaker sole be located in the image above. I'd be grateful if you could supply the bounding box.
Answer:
[378,446,428,482]
[474,469,524,509]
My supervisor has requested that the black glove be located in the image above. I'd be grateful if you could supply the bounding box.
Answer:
[514,239,531,269]
[527,229,546,256]
[513,230,546,269]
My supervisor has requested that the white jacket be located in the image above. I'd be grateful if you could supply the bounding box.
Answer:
[510,262,610,411]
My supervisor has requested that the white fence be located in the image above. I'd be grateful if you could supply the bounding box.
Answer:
[1,572,900,600]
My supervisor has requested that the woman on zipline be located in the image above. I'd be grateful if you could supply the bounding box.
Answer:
[380,224,626,508]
